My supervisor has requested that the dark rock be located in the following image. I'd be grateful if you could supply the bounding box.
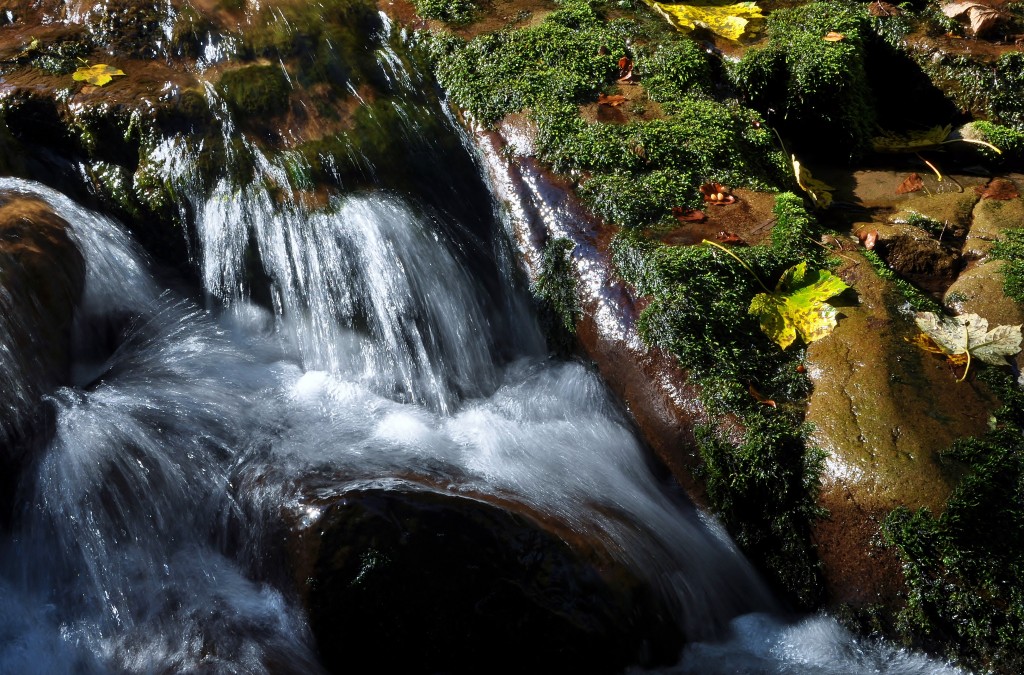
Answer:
[289,486,684,673]
[0,195,85,523]
[875,226,963,293]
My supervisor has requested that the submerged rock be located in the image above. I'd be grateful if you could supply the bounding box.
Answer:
[288,485,685,673]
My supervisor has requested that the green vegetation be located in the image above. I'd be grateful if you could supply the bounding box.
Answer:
[534,237,580,346]
[731,0,875,157]
[969,121,1024,165]
[217,64,291,118]
[612,193,828,606]
[882,368,1024,673]
[992,230,1024,304]
[413,0,478,24]
[429,0,788,228]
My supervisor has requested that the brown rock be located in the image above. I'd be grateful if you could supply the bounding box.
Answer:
[964,196,1024,258]
[806,253,998,607]
[873,223,963,293]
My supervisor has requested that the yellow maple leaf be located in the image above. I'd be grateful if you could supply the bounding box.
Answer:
[72,63,126,87]
[645,0,764,41]
[748,262,849,350]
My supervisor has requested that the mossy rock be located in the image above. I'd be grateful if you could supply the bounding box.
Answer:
[216,63,292,119]
[731,0,875,157]
[965,195,1024,258]
[891,191,979,233]
[805,251,998,607]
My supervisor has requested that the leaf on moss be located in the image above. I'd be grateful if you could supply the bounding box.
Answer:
[896,172,924,194]
[644,0,764,41]
[749,262,849,349]
[871,125,952,153]
[792,156,833,209]
[72,63,125,87]
[914,311,1022,368]
[822,31,845,41]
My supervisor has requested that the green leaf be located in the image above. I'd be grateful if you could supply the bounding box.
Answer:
[72,63,125,87]
[749,262,848,349]
[914,312,1022,366]
[645,0,764,42]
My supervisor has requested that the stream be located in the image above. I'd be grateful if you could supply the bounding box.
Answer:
[0,8,969,674]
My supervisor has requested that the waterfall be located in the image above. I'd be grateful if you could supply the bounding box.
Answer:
[0,12,966,675]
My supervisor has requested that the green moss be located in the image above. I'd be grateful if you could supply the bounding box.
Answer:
[991,52,1024,129]
[610,193,828,606]
[534,237,580,339]
[969,121,1024,165]
[635,39,713,103]
[731,0,875,157]
[882,368,1024,673]
[413,0,478,24]
[579,168,697,227]
[991,229,1024,303]
[428,2,621,124]
[217,64,291,118]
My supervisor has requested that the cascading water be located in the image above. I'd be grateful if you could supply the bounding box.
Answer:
[0,10,966,675]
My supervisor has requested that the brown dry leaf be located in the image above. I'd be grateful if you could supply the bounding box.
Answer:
[896,172,925,195]
[672,206,707,223]
[748,383,776,408]
[974,178,1020,200]
[869,1,901,16]
[857,229,878,250]
[597,93,627,107]
[941,0,1006,37]
[823,31,845,41]
[717,231,744,244]
[700,182,737,205]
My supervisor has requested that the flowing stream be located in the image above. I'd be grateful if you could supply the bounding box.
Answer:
[0,11,966,675]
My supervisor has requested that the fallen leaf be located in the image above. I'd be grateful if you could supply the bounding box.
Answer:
[645,0,764,42]
[896,172,925,195]
[748,383,776,407]
[717,230,744,244]
[869,1,901,16]
[700,182,737,205]
[749,261,849,349]
[913,311,1022,379]
[974,178,1019,200]
[942,0,1005,37]
[872,125,952,153]
[857,229,878,250]
[792,155,833,209]
[672,206,707,222]
[597,93,627,107]
[618,56,632,75]
[823,31,845,41]
[72,63,125,87]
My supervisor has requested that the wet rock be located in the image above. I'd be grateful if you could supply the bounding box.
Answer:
[289,486,685,674]
[964,194,1024,258]
[0,195,85,522]
[805,252,998,608]
[873,223,963,293]
[944,259,1024,370]
[891,192,978,234]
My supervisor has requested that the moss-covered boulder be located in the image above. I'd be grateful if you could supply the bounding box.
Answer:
[217,63,292,119]
[965,192,1024,258]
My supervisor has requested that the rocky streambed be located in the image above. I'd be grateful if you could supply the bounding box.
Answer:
[0,0,1023,672]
